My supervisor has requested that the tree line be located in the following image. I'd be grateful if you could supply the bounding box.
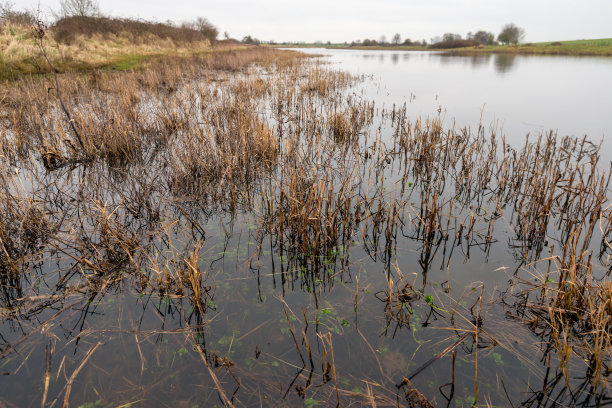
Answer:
[351,23,525,48]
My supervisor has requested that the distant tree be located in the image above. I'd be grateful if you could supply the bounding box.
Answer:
[0,1,35,25]
[362,38,378,46]
[242,35,260,45]
[192,17,218,42]
[223,31,229,40]
[59,0,100,17]
[379,35,387,45]
[498,23,525,45]
[391,33,401,45]
[470,30,496,45]
[402,38,412,46]
[442,33,461,42]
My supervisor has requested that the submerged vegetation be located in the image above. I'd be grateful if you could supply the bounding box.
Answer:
[0,12,611,408]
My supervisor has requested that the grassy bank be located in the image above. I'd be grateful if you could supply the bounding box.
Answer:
[0,17,247,81]
[446,38,612,56]
[278,38,612,56]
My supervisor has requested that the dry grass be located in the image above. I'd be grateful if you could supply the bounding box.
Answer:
[0,18,249,80]
[52,15,210,44]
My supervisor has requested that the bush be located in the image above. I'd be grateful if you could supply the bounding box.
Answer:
[182,17,218,43]
[0,2,35,26]
[429,39,480,49]
[52,16,210,44]
[241,35,260,45]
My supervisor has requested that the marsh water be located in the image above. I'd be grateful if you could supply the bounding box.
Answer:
[300,49,612,158]
[1,49,611,408]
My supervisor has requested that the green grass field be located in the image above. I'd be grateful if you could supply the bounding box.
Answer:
[475,38,612,56]
[539,38,612,46]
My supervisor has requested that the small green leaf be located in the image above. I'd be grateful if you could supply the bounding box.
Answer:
[305,397,318,408]
[492,352,503,366]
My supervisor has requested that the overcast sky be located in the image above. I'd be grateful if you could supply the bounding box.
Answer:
[17,0,612,43]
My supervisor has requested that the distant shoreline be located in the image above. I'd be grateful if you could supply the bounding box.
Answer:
[274,39,612,57]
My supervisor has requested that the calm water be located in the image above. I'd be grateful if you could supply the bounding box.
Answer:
[1,50,611,407]
[296,48,612,160]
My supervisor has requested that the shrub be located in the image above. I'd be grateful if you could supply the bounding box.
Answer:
[428,39,480,49]
[0,2,35,26]
[52,16,210,44]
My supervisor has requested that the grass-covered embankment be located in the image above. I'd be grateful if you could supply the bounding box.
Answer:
[0,16,246,81]
[446,38,612,56]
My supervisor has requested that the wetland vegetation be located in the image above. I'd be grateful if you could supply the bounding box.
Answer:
[1,10,612,408]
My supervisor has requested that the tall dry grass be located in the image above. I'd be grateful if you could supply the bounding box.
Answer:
[0,16,249,80]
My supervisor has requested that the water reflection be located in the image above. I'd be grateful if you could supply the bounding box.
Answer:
[435,53,492,69]
[2,47,612,407]
[301,48,612,154]
[494,53,518,74]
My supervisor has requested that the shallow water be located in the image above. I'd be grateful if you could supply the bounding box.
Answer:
[293,48,612,161]
[1,51,611,408]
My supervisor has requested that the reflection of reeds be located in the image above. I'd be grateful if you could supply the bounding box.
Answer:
[1,42,612,406]
[508,228,612,389]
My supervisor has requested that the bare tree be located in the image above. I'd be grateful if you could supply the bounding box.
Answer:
[191,17,218,42]
[241,35,260,45]
[470,30,496,45]
[0,1,35,25]
[442,33,461,42]
[391,33,401,45]
[498,23,525,45]
[60,0,100,17]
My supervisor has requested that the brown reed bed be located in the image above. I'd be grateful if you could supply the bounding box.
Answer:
[504,226,612,395]
[0,42,611,406]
